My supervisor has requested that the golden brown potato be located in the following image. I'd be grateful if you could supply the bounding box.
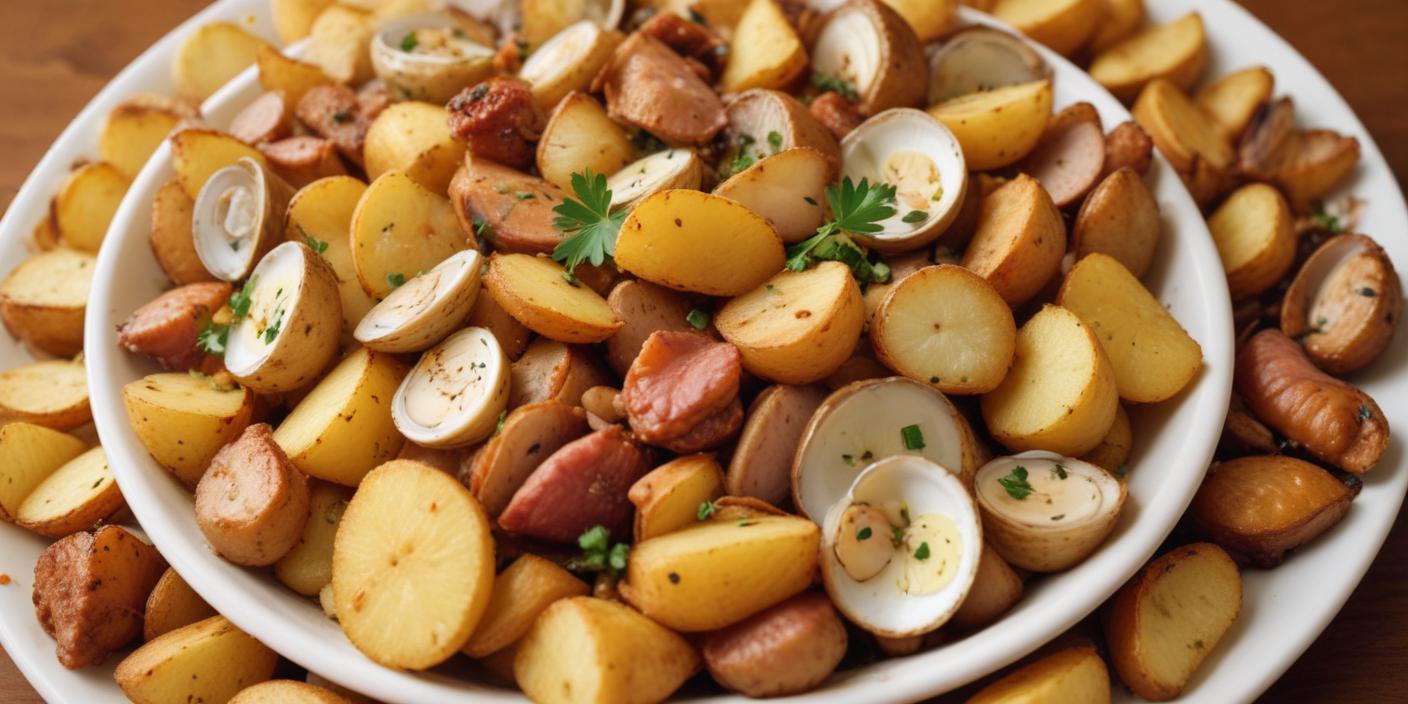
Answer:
[115,616,279,704]
[285,176,376,332]
[195,423,311,566]
[364,101,466,193]
[0,358,89,430]
[1280,233,1401,374]
[701,592,848,697]
[951,544,1024,630]
[256,45,332,107]
[721,0,808,93]
[726,384,829,507]
[149,178,215,286]
[991,0,1104,57]
[467,283,532,360]
[1080,404,1133,473]
[616,189,785,296]
[100,94,198,179]
[272,0,334,44]
[1089,13,1206,102]
[967,646,1111,703]
[960,174,1066,307]
[0,248,95,356]
[1088,0,1145,54]
[173,22,273,102]
[871,264,1016,395]
[468,400,588,516]
[713,148,831,244]
[143,568,217,642]
[14,446,124,538]
[536,92,634,191]
[0,422,88,522]
[230,679,357,704]
[1104,543,1242,701]
[303,5,375,85]
[1072,167,1160,280]
[519,22,622,110]
[351,170,467,299]
[122,372,255,487]
[1195,66,1274,144]
[605,279,699,376]
[486,254,622,344]
[462,554,590,658]
[1130,79,1234,206]
[1206,182,1296,299]
[1236,97,1360,211]
[629,454,726,542]
[882,0,958,41]
[170,128,268,199]
[929,80,1053,171]
[715,262,865,385]
[52,161,130,252]
[274,480,351,596]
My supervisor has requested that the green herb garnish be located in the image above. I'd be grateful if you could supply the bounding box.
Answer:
[686,308,710,330]
[857,526,872,541]
[913,542,930,560]
[550,170,626,276]
[811,72,859,101]
[304,234,329,254]
[196,278,257,355]
[902,210,928,223]
[767,131,782,151]
[386,272,406,289]
[901,424,924,450]
[575,525,630,576]
[262,308,285,344]
[697,500,716,520]
[331,111,352,124]
[785,177,896,283]
[1311,203,1346,234]
[998,465,1033,500]
[400,32,419,52]
[1053,463,1068,480]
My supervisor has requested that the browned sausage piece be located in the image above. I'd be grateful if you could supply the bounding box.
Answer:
[621,330,743,452]
[469,401,589,516]
[726,384,828,506]
[639,12,727,76]
[497,425,651,543]
[356,78,394,120]
[117,281,232,370]
[1103,120,1154,178]
[701,592,848,697]
[258,136,349,188]
[1019,102,1106,208]
[194,423,311,566]
[809,91,864,141]
[32,525,167,669]
[604,279,699,377]
[229,90,293,145]
[449,158,568,254]
[447,77,545,170]
[595,33,727,146]
[295,84,372,167]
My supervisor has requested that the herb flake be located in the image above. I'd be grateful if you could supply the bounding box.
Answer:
[998,465,1033,500]
[901,424,924,450]
[686,308,710,330]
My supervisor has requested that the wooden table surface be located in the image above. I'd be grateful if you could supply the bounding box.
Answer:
[1,1,1404,702]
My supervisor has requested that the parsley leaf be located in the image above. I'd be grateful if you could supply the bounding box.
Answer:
[1053,463,1068,480]
[767,131,782,151]
[550,170,626,276]
[811,72,859,101]
[262,308,285,344]
[901,424,924,450]
[400,32,418,52]
[1311,203,1346,234]
[686,308,710,330]
[386,272,406,289]
[902,209,929,223]
[573,525,630,576]
[913,542,930,560]
[785,177,896,283]
[857,526,872,541]
[304,234,329,255]
[196,323,228,354]
[229,277,255,319]
[998,466,1033,500]
[697,500,716,520]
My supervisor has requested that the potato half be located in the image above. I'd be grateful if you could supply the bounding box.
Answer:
[1072,167,1160,280]
[926,26,1050,105]
[354,249,482,353]
[714,148,830,244]
[724,89,840,171]
[629,454,726,542]
[1280,233,1402,374]
[171,128,268,200]
[191,157,293,283]
[15,446,124,538]
[0,248,95,356]
[0,422,87,523]
[1195,66,1274,144]
[53,161,129,253]
[256,44,332,107]
[122,373,255,486]
[114,616,278,704]
[721,0,808,93]
[1089,13,1207,102]
[369,16,495,104]
[224,242,343,393]
[485,254,622,343]
[959,174,1065,307]
[990,0,1104,57]
[536,92,635,192]
[1130,79,1233,206]
[929,79,1053,171]
[350,170,468,299]
[968,646,1111,703]
[1207,182,1296,299]
[463,554,591,658]
[285,175,376,332]
[519,21,622,110]
[364,101,466,194]
[0,359,90,430]
[150,178,215,287]
[172,21,272,102]
[607,149,706,211]
[616,189,785,296]
[99,94,197,179]
[143,568,217,642]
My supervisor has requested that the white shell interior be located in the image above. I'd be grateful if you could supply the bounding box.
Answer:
[974,451,1122,531]
[519,20,600,87]
[608,149,699,209]
[354,249,482,347]
[392,326,507,447]
[191,157,266,282]
[223,241,306,377]
[841,108,968,243]
[372,14,494,70]
[811,7,882,98]
[927,28,1051,104]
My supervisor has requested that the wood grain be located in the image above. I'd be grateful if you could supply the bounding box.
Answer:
[0,1,1403,703]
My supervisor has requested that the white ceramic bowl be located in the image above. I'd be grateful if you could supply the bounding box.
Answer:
[84,7,1233,703]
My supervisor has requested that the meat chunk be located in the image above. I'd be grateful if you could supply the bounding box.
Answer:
[447,77,545,170]
[1103,120,1154,178]
[639,12,727,76]
[595,33,727,146]
[295,84,372,166]
[497,425,651,543]
[809,91,864,140]
[258,136,348,188]
[117,282,231,370]
[32,525,167,669]
[356,78,394,120]
[229,90,293,145]
[194,423,311,566]
[701,592,848,697]
[621,331,744,452]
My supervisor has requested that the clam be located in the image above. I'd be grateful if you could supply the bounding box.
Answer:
[607,149,705,211]
[820,455,983,637]
[191,157,294,282]
[353,249,484,354]
[926,26,1050,105]
[791,376,983,520]
[973,451,1126,573]
[839,108,969,252]
[1280,233,1401,374]
[392,327,510,448]
[518,20,622,110]
[809,0,928,116]
[370,14,496,104]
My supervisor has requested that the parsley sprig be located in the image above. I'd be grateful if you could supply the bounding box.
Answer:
[785,177,895,283]
[998,465,1033,500]
[571,525,630,576]
[196,278,257,355]
[550,170,627,277]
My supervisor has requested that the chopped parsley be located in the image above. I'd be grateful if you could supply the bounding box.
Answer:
[902,210,928,223]
[196,278,257,355]
[857,526,873,541]
[842,453,856,466]
[261,307,285,344]
[550,170,626,276]
[725,134,757,177]
[400,32,419,52]
[574,525,629,576]
[913,542,931,560]
[304,234,329,254]
[686,308,710,330]
[998,465,1033,500]
[493,409,507,436]
[331,111,352,124]
[696,500,716,520]
[811,72,859,101]
[1053,463,1068,480]
[386,272,406,289]
[229,278,255,318]
[785,177,896,283]
[901,424,924,450]
[803,196,818,206]
[767,131,783,151]
[1310,203,1346,234]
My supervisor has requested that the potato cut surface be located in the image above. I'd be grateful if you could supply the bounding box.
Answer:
[0,422,88,520]
[122,372,254,486]
[115,615,278,704]
[485,254,621,343]
[0,358,90,429]
[462,554,590,658]
[967,646,1111,703]
[0,248,95,307]
[1089,13,1207,100]
[1207,182,1295,299]
[171,128,267,199]
[285,175,375,331]
[351,170,467,299]
[16,446,122,537]
[54,161,130,252]
[929,80,1052,170]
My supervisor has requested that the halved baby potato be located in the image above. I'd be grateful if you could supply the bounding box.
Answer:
[0,358,90,430]
[1081,404,1133,473]
[285,175,376,332]
[871,264,1016,395]
[53,161,130,252]
[172,21,272,102]
[256,45,332,107]
[363,101,466,194]
[616,189,785,297]
[927,26,1049,105]
[467,284,532,360]
[929,79,1053,171]
[354,249,482,353]
[990,0,1104,57]
[1131,79,1234,206]
[536,92,635,192]
[274,347,407,487]
[0,422,88,523]
[714,148,829,244]
[1206,182,1296,300]
[171,128,268,200]
[303,4,375,85]
[368,15,495,104]
[715,262,865,384]
[950,543,1024,630]
[122,373,255,486]
[468,400,588,516]
[960,174,1065,307]
[883,0,958,42]
[980,305,1118,456]
[144,568,217,642]
[485,254,622,344]
[0,248,96,356]
[727,384,829,507]
[223,242,343,393]
[15,446,124,538]
[724,89,840,171]
[1072,167,1161,280]
[462,554,591,658]
[720,0,808,93]
[1057,253,1203,404]
[99,94,198,179]
[1195,66,1274,144]
[150,178,215,286]
[608,149,706,211]
[810,0,928,116]
[968,646,1111,703]
[275,480,353,596]
[392,327,510,448]
[629,454,726,542]
[1089,13,1207,102]
[1089,0,1145,54]
[519,21,623,110]
[114,616,278,704]
[351,170,468,299]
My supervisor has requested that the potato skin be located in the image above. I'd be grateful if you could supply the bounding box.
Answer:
[1072,167,1160,279]
[143,568,216,642]
[195,423,311,566]
[115,615,279,704]
[960,174,1066,307]
[701,592,847,697]
[149,179,216,286]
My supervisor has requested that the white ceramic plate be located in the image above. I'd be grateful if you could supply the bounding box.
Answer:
[0,4,278,703]
[1107,2,1408,702]
[82,5,1233,702]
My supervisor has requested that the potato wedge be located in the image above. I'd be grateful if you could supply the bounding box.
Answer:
[273,347,406,487]
[303,5,375,85]
[143,568,217,642]
[0,422,87,523]
[273,480,352,595]
[1237,97,1361,211]
[968,646,1111,703]
[960,174,1065,307]
[929,79,1053,171]
[1089,13,1206,102]
[1104,543,1242,701]
[1192,456,1355,567]
[1131,79,1233,206]
[721,0,807,93]
[536,92,635,191]
[149,178,215,286]
[256,45,332,107]
[1072,167,1160,279]
[951,543,1025,630]
[616,189,785,296]
[364,102,466,193]
[286,176,377,331]
[272,0,334,44]
[519,21,622,110]
[1207,182,1296,299]
[451,157,569,255]
[115,616,279,704]
[872,264,1016,395]
[621,515,820,631]
[99,95,196,179]
[467,283,532,360]
[0,248,95,356]
[231,679,357,704]
[1058,253,1203,403]
[716,262,865,384]
[463,554,590,658]
[122,372,255,486]
[991,0,1104,57]
[468,400,588,516]
[173,22,272,102]
[333,460,495,669]
[1195,66,1274,144]
[981,305,1118,456]
[629,454,726,542]
[515,596,699,704]
[882,0,958,41]
[1088,0,1145,54]
[171,128,268,200]
[727,384,828,506]
[0,358,89,430]
[713,148,830,244]
[485,254,622,344]
[350,170,468,299]
[15,446,123,537]
[1080,404,1132,473]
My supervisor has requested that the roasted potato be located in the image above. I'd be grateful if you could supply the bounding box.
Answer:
[1130,79,1234,206]
[170,128,268,199]
[1080,404,1133,473]
[364,101,466,193]
[0,248,95,356]
[1072,167,1160,279]
[616,189,786,296]
[467,283,532,360]
[536,92,635,191]
[463,554,591,658]
[981,305,1119,456]
[231,679,357,704]
[173,22,272,102]
[285,176,376,331]
[1207,182,1296,299]
[1058,253,1203,404]
[468,400,588,516]
[1195,66,1274,144]
[951,544,1025,630]
[485,254,622,344]
[721,0,807,93]
[960,174,1066,307]
[1237,97,1360,210]
[727,384,828,506]
[716,262,865,384]
[122,372,255,486]
[509,338,612,409]
[882,0,958,41]
[149,178,215,286]
[871,264,1016,395]
[332,460,495,669]
[143,568,217,642]
[0,358,90,430]
[256,44,333,111]
[115,616,279,704]
[14,446,124,538]
[0,422,88,523]
[272,0,335,44]
[303,4,375,85]
[1088,0,1145,54]
[519,22,622,110]
[621,515,820,631]
[515,596,699,704]
[195,424,311,566]
[1104,543,1242,701]
[629,454,726,542]
[967,646,1111,703]
[1089,13,1206,102]
[990,0,1104,57]
[713,148,830,244]
[99,94,197,179]
[930,80,1053,171]
[701,592,848,697]
[274,481,352,596]
[1281,233,1401,374]
[351,170,468,299]
[1191,456,1355,567]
